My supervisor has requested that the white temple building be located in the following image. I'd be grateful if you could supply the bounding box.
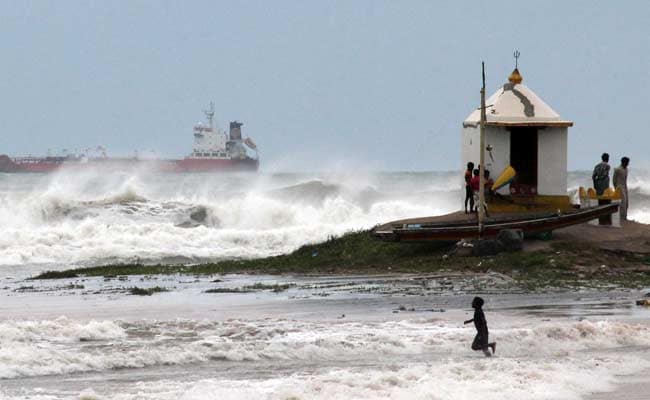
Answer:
[461,67,574,210]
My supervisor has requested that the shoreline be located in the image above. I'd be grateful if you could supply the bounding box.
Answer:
[32,221,650,290]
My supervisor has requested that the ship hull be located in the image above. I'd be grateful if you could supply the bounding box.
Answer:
[175,157,259,172]
[0,155,259,173]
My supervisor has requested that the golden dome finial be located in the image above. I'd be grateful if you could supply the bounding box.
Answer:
[508,68,523,84]
[509,50,522,84]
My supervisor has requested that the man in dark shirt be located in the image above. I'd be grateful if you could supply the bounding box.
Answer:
[464,296,496,357]
[592,153,611,195]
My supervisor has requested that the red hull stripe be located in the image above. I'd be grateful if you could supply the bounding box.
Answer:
[0,156,259,173]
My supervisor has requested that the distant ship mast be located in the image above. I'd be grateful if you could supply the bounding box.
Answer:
[204,102,215,131]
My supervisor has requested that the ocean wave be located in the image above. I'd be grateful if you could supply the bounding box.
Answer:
[0,172,454,269]
[1,318,648,380]
[2,170,648,269]
[84,355,647,400]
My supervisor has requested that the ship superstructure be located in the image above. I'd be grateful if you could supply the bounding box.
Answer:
[0,103,259,173]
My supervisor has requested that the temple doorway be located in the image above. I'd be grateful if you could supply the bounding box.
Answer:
[509,127,538,195]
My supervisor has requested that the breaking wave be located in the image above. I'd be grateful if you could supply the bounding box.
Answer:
[0,317,648,400]
[121,356,643,400]
[0,169,648,272]
[0,171,458,271]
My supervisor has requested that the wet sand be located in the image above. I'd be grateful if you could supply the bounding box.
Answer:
[550,220,650,255]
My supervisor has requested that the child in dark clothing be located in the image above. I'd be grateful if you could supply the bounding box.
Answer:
[464,297,496,357]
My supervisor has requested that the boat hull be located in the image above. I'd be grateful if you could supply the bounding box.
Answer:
[372,204,619,242]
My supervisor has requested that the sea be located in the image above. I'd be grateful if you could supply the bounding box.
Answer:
[1,169,649,399]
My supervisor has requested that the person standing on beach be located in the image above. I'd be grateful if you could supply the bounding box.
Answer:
[464,296,496,357]
[464,162,475,214]
[613,157,630,221]
[470,169,481,213]
[592,153,611,195]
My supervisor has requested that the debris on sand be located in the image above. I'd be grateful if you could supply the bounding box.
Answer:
[636,299,650,307]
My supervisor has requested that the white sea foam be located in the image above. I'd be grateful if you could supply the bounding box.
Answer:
[100,356,647,400]
[0,171,456,270]
[1,317,649,381]
[629,207,650,224]
[1,170,648,270]
[2,317,648,400]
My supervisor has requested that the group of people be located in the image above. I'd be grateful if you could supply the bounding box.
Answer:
[463,162,494,214]
[462,154,631,221]
[592,153,630,221]
[460,156,631,358]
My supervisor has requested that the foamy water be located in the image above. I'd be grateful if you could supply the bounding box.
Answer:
[1,317,649,380]
[1,292,649,400]
[0,170,457,272]
[1,170,650,399]
[1,169,648,274]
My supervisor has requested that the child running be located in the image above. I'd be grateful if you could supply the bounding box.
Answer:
[464,296,496,357]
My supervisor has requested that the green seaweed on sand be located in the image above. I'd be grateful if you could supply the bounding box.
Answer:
[31,270,80,280]
[204,283,295,293]
[129,286,168,296]
[204,287,252,293]
[244,283,296,292]
[33,264,187,280]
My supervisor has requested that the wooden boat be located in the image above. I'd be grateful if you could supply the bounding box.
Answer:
[372,204,619,242]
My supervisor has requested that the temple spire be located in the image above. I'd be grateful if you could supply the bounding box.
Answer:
[508,50,523,84]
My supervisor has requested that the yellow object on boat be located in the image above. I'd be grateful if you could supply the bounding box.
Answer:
[579,187,587,198]
[587,188,597,199]
[614,187,623,199]
[602,187,621,200]
[491,166,516,191]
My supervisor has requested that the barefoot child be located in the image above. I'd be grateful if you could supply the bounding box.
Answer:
[464,296,496,357]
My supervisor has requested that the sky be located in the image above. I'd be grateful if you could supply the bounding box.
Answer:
[1,0,648,171]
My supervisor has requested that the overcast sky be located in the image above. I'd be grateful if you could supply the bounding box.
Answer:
[1,1,648,171]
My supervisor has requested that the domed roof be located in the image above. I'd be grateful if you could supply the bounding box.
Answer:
[463,69,573,128]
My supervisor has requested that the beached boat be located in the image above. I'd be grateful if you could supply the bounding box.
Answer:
[372,203,619,242]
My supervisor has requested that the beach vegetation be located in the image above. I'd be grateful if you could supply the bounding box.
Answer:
[129,286,168,296]
[30,230,650,289]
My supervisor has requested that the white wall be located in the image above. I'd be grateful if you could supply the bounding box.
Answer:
[462,124,569,200]
[460,126,479,208]
[193,130,227,153]
[485,126,511,195]
[461,126,480,172]
[461,125,511,200]
[537,127,568,195]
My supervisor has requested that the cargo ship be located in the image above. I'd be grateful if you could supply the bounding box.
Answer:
[0,103,259,173]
